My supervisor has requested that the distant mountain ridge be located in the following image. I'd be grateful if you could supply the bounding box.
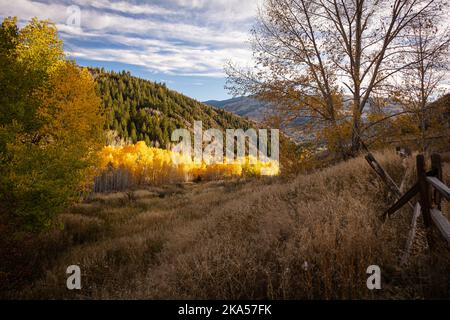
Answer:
[204,95,406,123]
[204,95,410,143]
[204,96,272,122]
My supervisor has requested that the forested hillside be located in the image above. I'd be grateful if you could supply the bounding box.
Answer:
[91,68,252,148]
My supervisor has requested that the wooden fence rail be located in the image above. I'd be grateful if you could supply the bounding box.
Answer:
[384,154,450,248]
[427,177,450,202]
[365,152,415,211]
[430,209,450,246]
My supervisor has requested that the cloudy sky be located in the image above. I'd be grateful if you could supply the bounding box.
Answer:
[0,0,261,101]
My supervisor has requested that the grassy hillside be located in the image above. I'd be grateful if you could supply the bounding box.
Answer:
[5,150,449,299]
[91,68,253,148]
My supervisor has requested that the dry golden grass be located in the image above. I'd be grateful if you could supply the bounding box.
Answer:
[4,150,450,299]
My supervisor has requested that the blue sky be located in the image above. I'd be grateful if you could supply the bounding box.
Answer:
[0,0,261,101]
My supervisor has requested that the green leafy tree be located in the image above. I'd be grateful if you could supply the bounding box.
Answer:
[0,17,104,231]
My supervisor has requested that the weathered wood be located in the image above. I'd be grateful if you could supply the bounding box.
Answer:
[366,153,401,197]
[430,209,450,247]
[366,153,414,212]
[401,203,421,265]
[427,176,450,202]
[399,171,408,194]
[431,154,443,209]
[384,182,420,217]
[381,153,450,253]
[417,155,432,228]
[417,154,435,250]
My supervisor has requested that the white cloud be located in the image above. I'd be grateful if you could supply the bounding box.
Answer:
[0,0,68,23]
[74,0,174,16]
[0,0,260,77]
[68,43,252,77]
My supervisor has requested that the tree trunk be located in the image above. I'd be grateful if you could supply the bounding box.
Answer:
[351,110,362,155]
[351,78,362,155]
[420,105,427,154]
[351,1,363,156]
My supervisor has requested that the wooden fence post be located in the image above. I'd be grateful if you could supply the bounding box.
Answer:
[431,153,442,210]
[417,154,434,249]
[417,155,432,227]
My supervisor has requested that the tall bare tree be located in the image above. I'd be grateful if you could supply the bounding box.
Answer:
[226,0,443,156]
[393,9,449,153]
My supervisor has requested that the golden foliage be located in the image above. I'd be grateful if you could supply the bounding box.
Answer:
[35,61,104,146]
[98,141,280,184]
[0,17,104,231]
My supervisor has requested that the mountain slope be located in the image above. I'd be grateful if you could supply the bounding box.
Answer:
[205,96,312,143]
[204,96,272,122]
[91,68,253,148]
[204,95,408,123]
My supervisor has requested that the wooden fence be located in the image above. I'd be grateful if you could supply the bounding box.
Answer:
[385,154,450,244]
[367,152,450,264]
